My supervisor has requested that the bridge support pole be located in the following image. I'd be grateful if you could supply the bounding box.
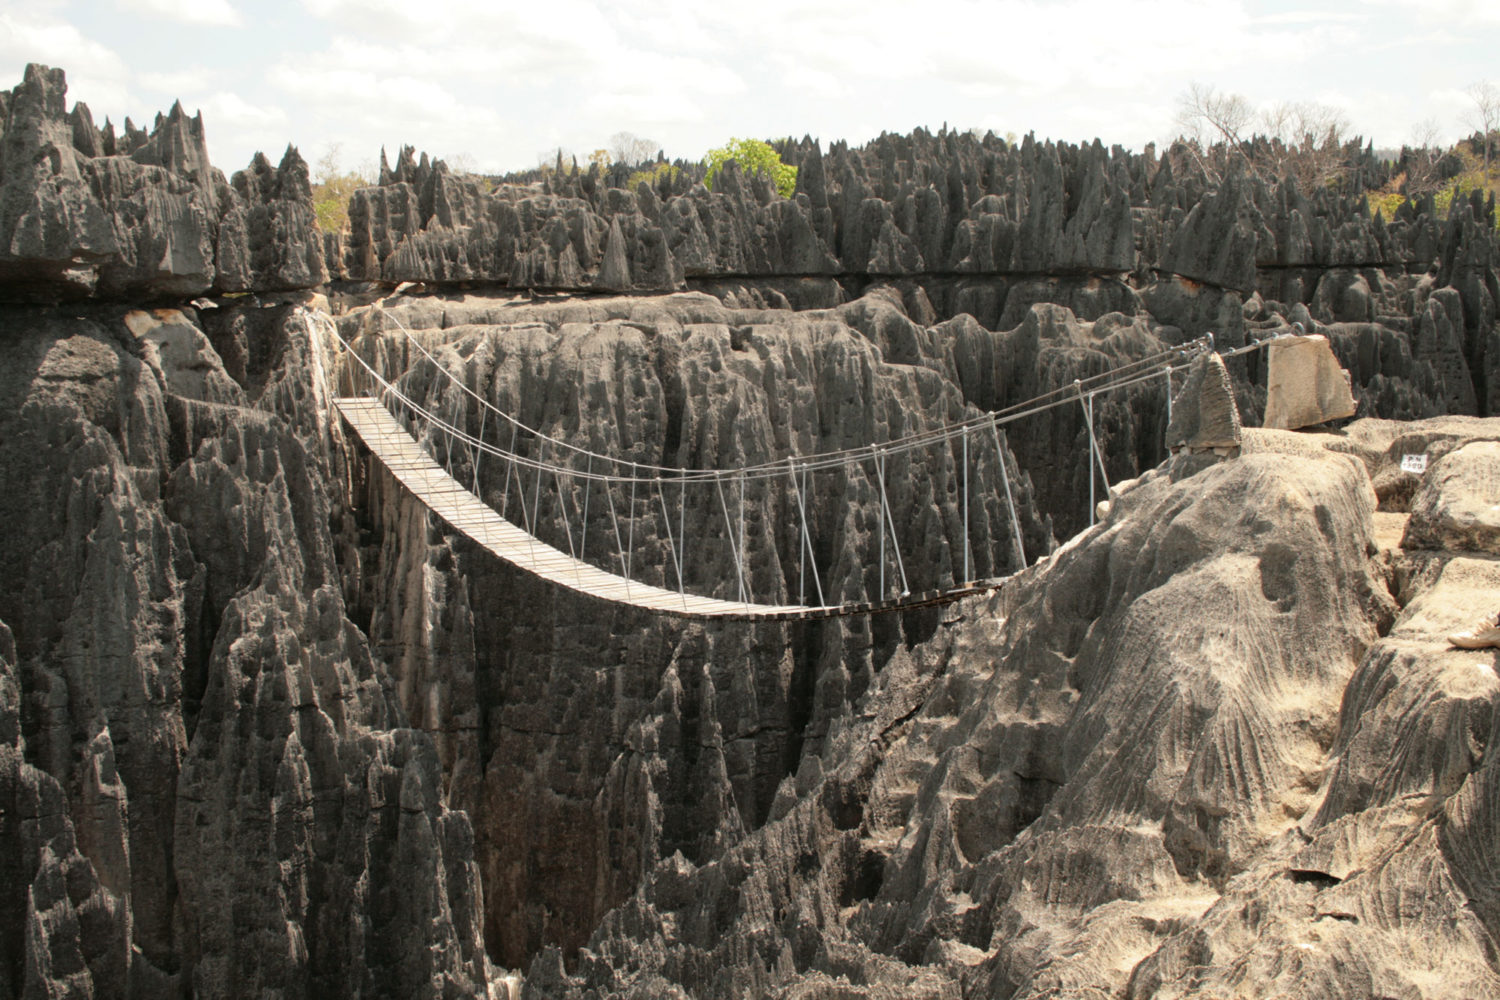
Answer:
[1079,386,1109,527]
[1085,390,1095,526]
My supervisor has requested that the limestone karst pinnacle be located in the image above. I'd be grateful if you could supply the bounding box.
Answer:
[1,63,1499,999]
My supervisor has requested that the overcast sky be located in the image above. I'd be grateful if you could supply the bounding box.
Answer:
[3,0,1498,180]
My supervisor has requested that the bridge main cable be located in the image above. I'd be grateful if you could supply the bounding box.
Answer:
[314,307,1287,619]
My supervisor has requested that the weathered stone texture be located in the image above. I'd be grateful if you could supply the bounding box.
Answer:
[2,58,1500,1000]
[1165,350,1242,450]
[564,423,1500,1000]
[1402,439,1500,554]
[1262,333,1358,430]
[0,302,485,997]
[0,64,326,302]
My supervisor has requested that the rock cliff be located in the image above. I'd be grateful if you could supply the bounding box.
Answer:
[0,66,325,302]
[0,301,484,996]
[1,61,1499,1000]
[549,422,1500,1000]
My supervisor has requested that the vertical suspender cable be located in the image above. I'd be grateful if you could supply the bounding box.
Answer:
[626,470,637,585]
[531,440,545,536]
[604,472,630,599]
[579,455,592,563]
[798,466,824,607]
[961,427,970,583]
[715,474,747,605]
[656,480,685,609]
[500,423,518,521]
[473,404,487,495]
[877,453,886,600]
[738,471,748,607]
[524,441,542,563]
[877,450,909,598]
[1164,368,1173,428]
[790,461,805,605]
[556,464,577,560]
[990,417,1026,571]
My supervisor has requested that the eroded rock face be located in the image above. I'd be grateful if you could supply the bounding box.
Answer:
[0,302,484,996]
[3,58,1500,1000]
[1403,440,1500,554]
[0,64,326,302]
[339,290,1061,968]
[564,422,1500,1000]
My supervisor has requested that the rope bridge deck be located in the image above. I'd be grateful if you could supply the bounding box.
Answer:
[336,395,1001,620]
[317,306,1283,622]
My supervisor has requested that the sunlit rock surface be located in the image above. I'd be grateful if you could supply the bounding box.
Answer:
[1,58,1499,999]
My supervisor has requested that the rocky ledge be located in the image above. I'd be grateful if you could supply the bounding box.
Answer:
[0,66,325,302]
[1,60,1499,1000]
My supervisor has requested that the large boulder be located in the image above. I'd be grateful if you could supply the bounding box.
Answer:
[1402,439,1500,554]
[1262,333,1357,430]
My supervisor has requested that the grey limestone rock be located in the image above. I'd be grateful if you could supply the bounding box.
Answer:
[0,301,488,997]
[567,427,1485,999]
[0,64,325,302]
[1165,350,1242,450]
[1261,333,1357,430]
[5,56,1500,1000]
[1402,439,1500,554]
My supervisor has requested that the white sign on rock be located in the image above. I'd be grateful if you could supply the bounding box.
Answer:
[1401,453,1428,474]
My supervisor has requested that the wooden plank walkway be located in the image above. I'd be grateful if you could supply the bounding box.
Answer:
[335,396,1002,621]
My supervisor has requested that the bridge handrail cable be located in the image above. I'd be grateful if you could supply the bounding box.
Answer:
[325,319,1222,488]
[323,310,1278,488]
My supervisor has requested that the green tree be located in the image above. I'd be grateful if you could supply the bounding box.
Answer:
[311,143,372,234]
[628,162,681,190]
[703,138,797,198]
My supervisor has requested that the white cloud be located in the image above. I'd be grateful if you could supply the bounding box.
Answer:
[0,12,132,117]
[197,91,287,128]
[586,90,705,126]
[1360,0,1499,22]
[139,69,218,95]
[5,0,1479,175]
[117,0,243,27]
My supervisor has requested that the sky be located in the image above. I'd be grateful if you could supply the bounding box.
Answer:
[2,0,1498,180]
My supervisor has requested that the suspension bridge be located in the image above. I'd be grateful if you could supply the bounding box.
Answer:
[311,306,1251,621]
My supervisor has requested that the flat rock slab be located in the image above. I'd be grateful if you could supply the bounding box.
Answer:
[1263,334,1357,430]
[1402,440,1500,554]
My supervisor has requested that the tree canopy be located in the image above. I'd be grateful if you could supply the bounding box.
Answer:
[704,138,797,198]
